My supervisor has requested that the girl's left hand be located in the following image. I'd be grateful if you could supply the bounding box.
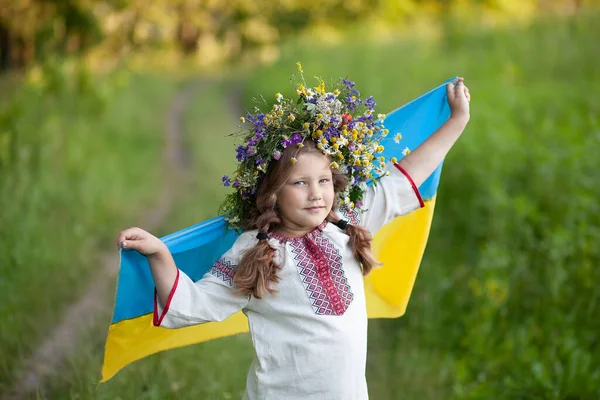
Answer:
[447,77,471,122]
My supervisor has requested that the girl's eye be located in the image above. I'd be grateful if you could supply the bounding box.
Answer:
[319,179,330,184]
[294,181,306,186]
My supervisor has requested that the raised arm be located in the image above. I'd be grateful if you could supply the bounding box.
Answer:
[397,77,471,187]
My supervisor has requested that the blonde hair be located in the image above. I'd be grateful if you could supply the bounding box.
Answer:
[233,140,380,298]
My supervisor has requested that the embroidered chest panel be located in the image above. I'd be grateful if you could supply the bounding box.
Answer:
[288,234,354,316]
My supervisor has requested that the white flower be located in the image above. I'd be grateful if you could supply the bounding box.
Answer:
[402,147,411,156]
[394,133,403,144]
[275,93,283,102]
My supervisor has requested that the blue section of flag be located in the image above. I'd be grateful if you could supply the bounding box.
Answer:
[379,78,453,199]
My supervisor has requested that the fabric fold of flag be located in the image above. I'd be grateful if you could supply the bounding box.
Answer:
[101,78,454,382]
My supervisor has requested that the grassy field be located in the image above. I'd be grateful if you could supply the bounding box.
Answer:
[0,65,180,392]
[4,10,599,400]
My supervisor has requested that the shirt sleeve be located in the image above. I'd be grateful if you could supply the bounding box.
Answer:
[153,232,255,329]
[358,163,425,235]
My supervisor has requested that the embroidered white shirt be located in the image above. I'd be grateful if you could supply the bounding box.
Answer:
[155,164,424,400]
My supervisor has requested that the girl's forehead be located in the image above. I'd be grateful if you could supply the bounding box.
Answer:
[291,152,331,173]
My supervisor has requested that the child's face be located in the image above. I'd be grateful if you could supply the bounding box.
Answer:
[276,152,334,236]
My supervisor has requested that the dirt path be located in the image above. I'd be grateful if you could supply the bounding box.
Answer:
[8,80,205,398]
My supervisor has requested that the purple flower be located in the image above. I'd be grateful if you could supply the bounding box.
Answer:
[356,200,364,207]
[342,79,355,89]
[281,137,292,148]
[291,133,303,145]
[323,125,338,140]
[222,175,231,187]
[247,146,257,156]
[236,145,248,161]
[255,157,265,165]
[365,96,376,109]
[248,138,257,146]
[233,181,240,188]
[272,151,282,160]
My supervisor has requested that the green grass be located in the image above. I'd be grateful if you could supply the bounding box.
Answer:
[0,65,179,392]
[10,10,600,400]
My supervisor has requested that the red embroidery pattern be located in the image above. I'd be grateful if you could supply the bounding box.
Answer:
[287,229,354,316]
[339,205,361,226]
[208,258,236,286]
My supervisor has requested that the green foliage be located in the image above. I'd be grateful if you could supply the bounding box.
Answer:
[0,59,177,391]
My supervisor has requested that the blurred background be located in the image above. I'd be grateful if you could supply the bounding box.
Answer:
[1,0,599,399]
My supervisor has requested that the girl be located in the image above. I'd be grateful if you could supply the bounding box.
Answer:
[117,74,470,399]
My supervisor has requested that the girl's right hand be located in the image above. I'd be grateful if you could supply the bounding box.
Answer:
[447,77,471,123]
[116,227,167,257]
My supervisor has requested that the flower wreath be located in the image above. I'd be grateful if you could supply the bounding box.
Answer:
[219,62,403,230]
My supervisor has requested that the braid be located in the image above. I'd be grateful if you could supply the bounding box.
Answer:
[327,210,381,275]
[234,207,280,298]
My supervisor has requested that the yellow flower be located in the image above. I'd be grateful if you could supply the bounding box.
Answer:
[275,93,283,102]
[298,143,304,148]
[351,96,356,101]
[317,113,323,119]
[317,143,323,149]
[402,147,411,156]
[296,61,304,73]
[377,145,384,152]
[304,122,310,129]
[391,157,397,163]
[277,110,284,116]
[355,159,361,166]
[315,130,323,137]
[321,138,327,144]
[331,137,337,143]
[333,89,340,95]
[263,118,269,124]
[290,157,298,164]
[240,117,245,123]
[339,199,345,205]
[333,143,339,150]
[383,129,389,135]
[288,114,296,121]
[296,89,302,96]
[315,80,326,94]
[326,109,332,115]
[330,161,340,169]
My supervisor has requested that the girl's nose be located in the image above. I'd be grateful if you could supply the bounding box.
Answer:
[308,183,322,201]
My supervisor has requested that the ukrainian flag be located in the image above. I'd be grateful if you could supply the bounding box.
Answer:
[101,78,453,382]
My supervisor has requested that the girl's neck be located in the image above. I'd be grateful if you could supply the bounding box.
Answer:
[272,221,324,239]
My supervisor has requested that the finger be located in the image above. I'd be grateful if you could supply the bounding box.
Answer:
[455,81,466,99]
[116,227,142,246]
[446,82,455,101]
[464,87,471,103]
[121,238,144,251]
